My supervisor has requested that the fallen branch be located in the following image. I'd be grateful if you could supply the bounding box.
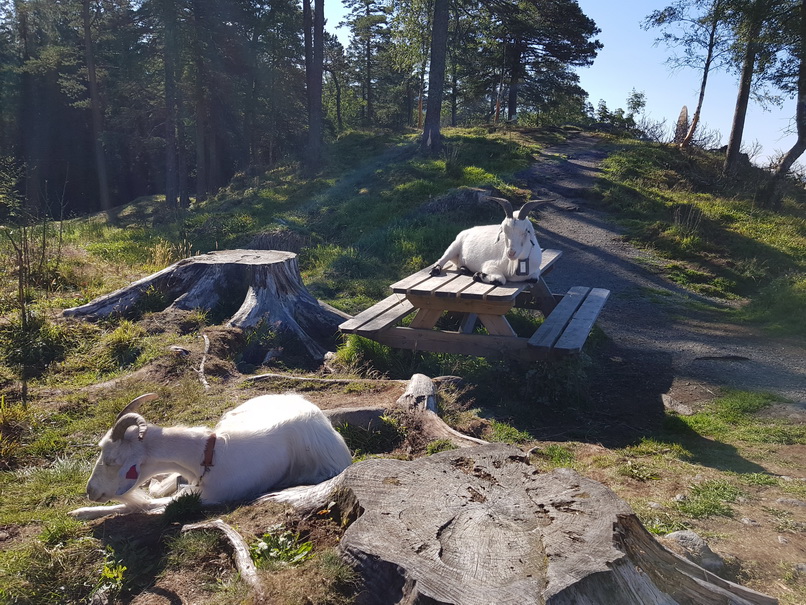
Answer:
[194,333,211,390]
[243,372,405,385]
[182,518,267,604]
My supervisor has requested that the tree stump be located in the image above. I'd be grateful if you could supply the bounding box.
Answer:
[268,444,776,605]
[63,250,349,360]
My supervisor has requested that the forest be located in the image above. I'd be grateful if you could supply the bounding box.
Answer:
[1,0,802,220]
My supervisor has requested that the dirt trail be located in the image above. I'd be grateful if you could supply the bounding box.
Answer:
[520,134,806,437]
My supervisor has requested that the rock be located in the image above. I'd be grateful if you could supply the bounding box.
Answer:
[776,497,806,507]
[663,530,725,573]
[662,394,695,416]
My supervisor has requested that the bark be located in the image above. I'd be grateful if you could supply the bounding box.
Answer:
[304,0,325,174]
[680,1,723,149]
[182,519,267,604]
[267,443,776,605]
[507,39,525,121]
[756,0,806,208]
[191,0,208,202]
[674,106,690,144]
[82,0,112,218]
[62,250,349,361]
[163,0,179,208]
[723,14,763,174]
[421,0,449,154]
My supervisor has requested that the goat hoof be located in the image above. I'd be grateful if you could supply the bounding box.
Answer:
[458,266,473,276]
[472,272,486,283]
[429,265,442,277]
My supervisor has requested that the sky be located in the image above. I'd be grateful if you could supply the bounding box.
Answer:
[324,0,798,165]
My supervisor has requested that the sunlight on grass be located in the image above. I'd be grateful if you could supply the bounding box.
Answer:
[677,479,743,519]
[598,141,805,329]
[676,390,805,445]
[486,420,533,444]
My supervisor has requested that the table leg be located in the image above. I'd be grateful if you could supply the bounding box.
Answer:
[409,307,444,330]
[477,314,516,337]
[459,313,478,334]
[527,278,558,315]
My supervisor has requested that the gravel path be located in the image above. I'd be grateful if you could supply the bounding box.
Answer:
[520,134,806,433]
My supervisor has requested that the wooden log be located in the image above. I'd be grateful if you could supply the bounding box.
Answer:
[266,444,776,605]
[182,519,268,604]
[63,250,349,361]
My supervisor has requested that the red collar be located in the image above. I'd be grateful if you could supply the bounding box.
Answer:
[201,433,216,472]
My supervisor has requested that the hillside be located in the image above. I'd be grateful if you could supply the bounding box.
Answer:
[0,127,804,604]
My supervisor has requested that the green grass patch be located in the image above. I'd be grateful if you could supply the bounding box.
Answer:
[598,139,806,331]
[530,443,575,466]
[677,479,744,519]
[487,419,533,444]
[669,390,805,446]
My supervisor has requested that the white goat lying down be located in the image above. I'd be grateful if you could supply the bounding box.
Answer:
[430,197,544,286]
[70,393,352,520]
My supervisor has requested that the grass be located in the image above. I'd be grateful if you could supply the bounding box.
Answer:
[0,126,804,603]
[598,139,806,334]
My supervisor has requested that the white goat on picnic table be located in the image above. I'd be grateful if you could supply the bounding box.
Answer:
[429,197,545,286]
[70,392,352,520]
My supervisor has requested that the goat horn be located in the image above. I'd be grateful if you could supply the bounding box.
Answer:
[111,413,148,441]
[116,393,159,421]
[516,199,549,220]
[487,196,513,218]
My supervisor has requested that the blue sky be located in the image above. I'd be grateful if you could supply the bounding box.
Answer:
[324,0,797,164]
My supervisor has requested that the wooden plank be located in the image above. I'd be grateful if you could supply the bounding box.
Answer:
[389,267,437,292]
[372,327,548,361]
[432,274,476,297]
[477,314,517,337]
[409,307,444,330]
[339,294,415,335]
[397,272,466,296]
[516,278,558,314]
[553,288,610,356]
[539,248,562,276]
[459,313,478,334]
[459,279,526,301]
[406,293,514,315]
[527,287,590,351]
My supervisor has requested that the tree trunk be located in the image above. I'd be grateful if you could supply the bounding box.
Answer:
[163,0,180,208]
[82,0,112,218]
[191,0,208,202]
[421,0,449,154]
[756,0,806,208]
[723,17,763,174]
[62,250,349,361]
[304,0,324,174]
[268,443,777,605]
[507,39,525,121]
[680,0,723,149]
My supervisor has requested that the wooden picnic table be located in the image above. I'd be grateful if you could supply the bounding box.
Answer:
[339,249,609,361]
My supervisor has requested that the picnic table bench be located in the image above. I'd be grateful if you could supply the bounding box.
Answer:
[339,249,609,361]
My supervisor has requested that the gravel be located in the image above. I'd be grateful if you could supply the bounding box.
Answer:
[520,134,806,418]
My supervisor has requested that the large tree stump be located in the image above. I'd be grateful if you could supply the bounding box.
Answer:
[63,250,348,360]
[268,444,776,605]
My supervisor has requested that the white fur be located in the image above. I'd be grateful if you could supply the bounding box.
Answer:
[70,394,352,519]
[431,214,542,286]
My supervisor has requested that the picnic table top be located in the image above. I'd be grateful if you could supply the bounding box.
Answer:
[389,248,562,302]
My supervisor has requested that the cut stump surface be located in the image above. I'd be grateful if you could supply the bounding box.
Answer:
[63,250,348,360]
[268,444,776,605]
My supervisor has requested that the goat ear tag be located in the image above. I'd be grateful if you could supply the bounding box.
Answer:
[516,259,529,276]
[125,465,139,480]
